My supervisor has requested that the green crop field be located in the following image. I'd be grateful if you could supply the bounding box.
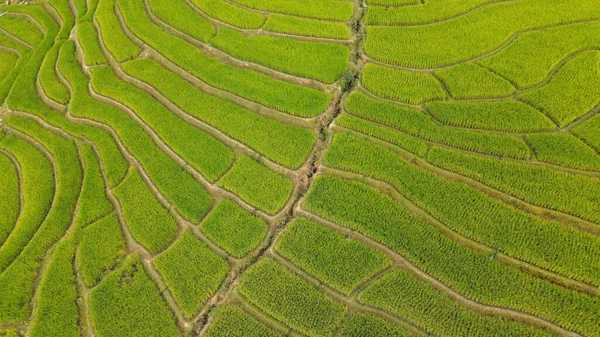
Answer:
[0,0,598,336]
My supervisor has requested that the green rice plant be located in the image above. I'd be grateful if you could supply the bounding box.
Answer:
[199,199,268,258]
[335,114,429,157]
[148,0,215,42]
[91,65,233,182]
[96,0,141,62]
[0,15,44,46]
[427,145,600,226]
[0,116,82,324]
[39,41,70,104]
[79,0,99,22]
[122,58,316,167]
[364,0,600,68]
[366,0,503,25]
[325,134,600,286]
[527,133,600,170]
[573,115,600,152]
[78,213,126,287]
[0,152,20,246]
[0,135,54,274]
[230,0,353,21]
[205,304,284,337]
[359,269,554,337]
[74,143,113,228]
[0,30,30,55]
[77,21,108,66]
[0,329,19,337]
[5,5,59,113]
[113,169,178,254]
[28,237,79,337]
[117,0,331,117]
[47,0,75,40]
[219,156,293,215]
[189,0,265,29]
[154,229,229,318]
[339,313,409,337]
[239,258,347,337]
[435,63,515,99]
[276,218,390,294]
[304,175,600,337]
[59,41,212,222]
[479,21,600,88]
[345,92,531,159]
[211,27,349,83]
[90,256,180,337]
[368,0,420,6]
[0,49,29,103]
[361,63,446,104]
[425,100,555,132]
[263,14,350,40]
[518,51,600,126]
[73,0,87,20]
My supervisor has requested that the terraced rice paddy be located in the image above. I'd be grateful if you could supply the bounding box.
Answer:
[0,0,598,336]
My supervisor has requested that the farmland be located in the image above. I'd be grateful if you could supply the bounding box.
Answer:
[0,0,598,336]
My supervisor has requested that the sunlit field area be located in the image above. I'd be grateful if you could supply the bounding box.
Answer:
[0,0,599,336]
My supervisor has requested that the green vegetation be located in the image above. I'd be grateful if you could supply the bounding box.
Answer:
[304,175,600,337]
[78,213,126,287]
[200,199,268,258]
[335,114,429,157]
[96,0,141,62]
[113,169,178,254]
[219,156,293,214]
[427,146,600,226]
[211,27,349,83]
[361,63,446,104]
[154,230,229,318]
[122,58,316,166]
[75,143,113,228]
[1,0,599,334]
[345,92,531,159]
[0,15,44,46]
[435,63,515,99]
[0,117,82,324]
[518,51,600,126]
[479,21,600,88]
[77,21,108,66]
[325,134,600,286]
[339,313,408,337]
[117,0,331,117]
[59,40,212,222]
[0,135,54,274]
[365,0,600,67]
[276,218,390,294]
[205,304,284,337]
[28,238,79,337]
[264,14,351,40]
[39,41,70,104]
[91,65,233,182]
[359,269,554,337]
[90,256,180,337]
[189,0,265,29]
[239,258,346,337]
[148,0,215,42]
[366,0,503,25]
[527,133,600,170]
[230,0,354,21]
[0,152,20,246]
[0,52,18,83]
[425,100,555,132]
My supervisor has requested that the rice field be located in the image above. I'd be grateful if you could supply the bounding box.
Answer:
[0,0,598,336]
